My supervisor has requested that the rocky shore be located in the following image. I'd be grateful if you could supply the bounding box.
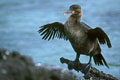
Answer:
[0,49,118,80]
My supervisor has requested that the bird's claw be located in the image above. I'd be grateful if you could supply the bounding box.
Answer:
[81,63,91,74]
[60,57,91,74]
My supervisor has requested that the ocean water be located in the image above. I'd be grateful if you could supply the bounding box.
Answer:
[0,0,120,79]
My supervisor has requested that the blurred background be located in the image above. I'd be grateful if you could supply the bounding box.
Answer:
[0,0,120,79]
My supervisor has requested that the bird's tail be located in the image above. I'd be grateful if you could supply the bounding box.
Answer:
[93,53,109,68]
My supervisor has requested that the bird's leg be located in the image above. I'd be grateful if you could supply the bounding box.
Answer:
[74,53,80,62]
[81,56,92,74]
[67,54,81,71]
[88,56,92,64]
[72,53,81,71]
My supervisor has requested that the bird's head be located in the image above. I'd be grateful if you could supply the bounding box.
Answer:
[64,4,82,17]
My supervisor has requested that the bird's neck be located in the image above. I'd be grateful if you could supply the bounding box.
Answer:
[70,14,82,23]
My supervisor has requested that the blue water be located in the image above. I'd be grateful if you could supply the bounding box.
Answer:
[0,0,120,79]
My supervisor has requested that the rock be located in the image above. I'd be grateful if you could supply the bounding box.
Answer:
[0,49,78,80]
[0,49,118,80]
[0,49,35,80]
[60,57,118,80]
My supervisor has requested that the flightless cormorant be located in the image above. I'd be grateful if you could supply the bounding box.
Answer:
[38,4,112,73]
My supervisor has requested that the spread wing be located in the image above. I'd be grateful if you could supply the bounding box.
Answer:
[87,27,112,48]
[38,22,68,40]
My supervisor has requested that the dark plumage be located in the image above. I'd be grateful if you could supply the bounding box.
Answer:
[39,22,68,40]
[38,4,112,72]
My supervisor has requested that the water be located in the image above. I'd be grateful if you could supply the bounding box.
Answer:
[0,0,120,79]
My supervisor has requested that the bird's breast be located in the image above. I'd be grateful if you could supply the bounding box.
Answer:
[64,21,93,55]
[65,22,87,42]
[64,19,99,55]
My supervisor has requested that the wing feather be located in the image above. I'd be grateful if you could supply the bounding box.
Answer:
[87,27,112,48]
[38,22,68,40]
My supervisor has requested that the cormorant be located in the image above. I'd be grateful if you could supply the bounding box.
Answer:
[38,4,112,73]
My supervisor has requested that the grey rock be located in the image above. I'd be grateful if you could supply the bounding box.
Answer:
[0,49,118,80]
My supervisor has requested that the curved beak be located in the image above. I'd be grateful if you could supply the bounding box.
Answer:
[64,11,74,15]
